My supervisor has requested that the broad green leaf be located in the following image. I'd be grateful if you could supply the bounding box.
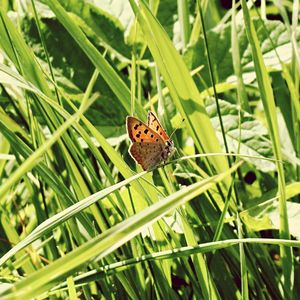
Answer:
[28,0,130,56]
[184,19,300,89]
[44,0,145,119]
[21,15,129,135]
[240,182,300,239]
[206,97,299,172]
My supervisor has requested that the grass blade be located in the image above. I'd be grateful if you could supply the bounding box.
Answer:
[0,162,242,299]
[241,0,293,296]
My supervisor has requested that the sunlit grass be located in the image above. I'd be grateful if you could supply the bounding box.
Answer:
[0,1,299,299]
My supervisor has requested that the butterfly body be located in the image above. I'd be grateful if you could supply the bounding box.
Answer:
[126,112,175,171]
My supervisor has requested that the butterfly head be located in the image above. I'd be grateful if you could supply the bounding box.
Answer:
[163,139,175,160]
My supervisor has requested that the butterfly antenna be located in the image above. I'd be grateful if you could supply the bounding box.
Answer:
[174,148,181,158]
[169,118,185,139]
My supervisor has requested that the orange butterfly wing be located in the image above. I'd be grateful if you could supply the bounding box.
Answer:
[126,116,165,170]
[129,142,163,171]
[147,111,170,142]
[126,116,164,144]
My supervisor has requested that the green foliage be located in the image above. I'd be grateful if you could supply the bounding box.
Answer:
[184,19,300,89]
[0,0,299,299]
[240,182,300,237]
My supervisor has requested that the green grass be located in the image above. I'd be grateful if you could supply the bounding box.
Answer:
[0,1,299,299]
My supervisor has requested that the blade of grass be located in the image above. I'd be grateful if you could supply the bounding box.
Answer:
[177,0,190,49]
[231,2,249,298]
[180,210,220,299]
[231,0,250,112]
[241,0,293,297]
[51,237,300,289]
[66,276,77,300]
[0,162,242,299]
[197,1,231,165]
[0,8,51,96]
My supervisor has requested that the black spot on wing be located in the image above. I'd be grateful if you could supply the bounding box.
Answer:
[144,129,149,134]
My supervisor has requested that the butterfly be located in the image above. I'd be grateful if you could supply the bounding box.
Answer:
[126,112,175,171]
